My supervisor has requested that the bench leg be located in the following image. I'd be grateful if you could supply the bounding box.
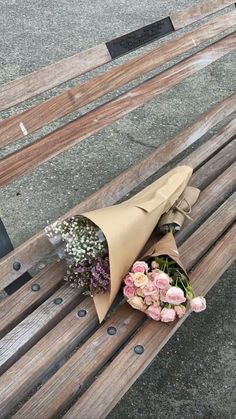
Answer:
[0,218,31,294]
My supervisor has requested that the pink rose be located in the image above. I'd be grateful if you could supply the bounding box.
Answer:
[160,287,170,302]
[127,296,146,312]
[153,270,171,289]
[151,292,160,305]
[143,282,158,296]
[124,274,134,286]
[144,295,153,305]
[136,288,145,297]
[160,307,176,323]
[165,287,186,305]
[146,305,161,321]
[190,296,206,312]
[123,285,135,299]
[174,305,186,318]
[132,261,148,274]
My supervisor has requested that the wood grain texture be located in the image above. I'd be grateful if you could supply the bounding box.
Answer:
[178,162,236,244]
[1,10,236,147]
[15,223,236,419]
[189,138,236,190]
[0,161,233,416]
[12,305,143,419]
[1,97,235,289]
[182,120,236,176]
[0,32,235,188]
[0,261,64,338]
[63,226,236,419]
[180,192,236,268]
[0,284,81,375]
[170,0,235,30]
[0,0,233,112]
[0,298,98,418]
[0,44,111,111]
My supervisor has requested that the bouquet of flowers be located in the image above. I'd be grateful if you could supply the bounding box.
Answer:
[124,237,206,322]
[46,165,193,322]
[123,186,206,322]
[46,216,110,295]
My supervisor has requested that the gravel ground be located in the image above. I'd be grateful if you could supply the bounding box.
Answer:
[0,0,235,418]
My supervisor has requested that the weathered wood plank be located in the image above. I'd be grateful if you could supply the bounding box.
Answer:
[0,0,233,111]
[1,305,143,418]
[1,10,235,146]
[178,162,236,244]
[0,298,98,418]
[0,284,82,375]
[1,186,234,417]
[188,138,236,190]
[0,44,111,111]
[0,261,64,338]
[0,33,235,188]
[171,0,234,30]
[14,220,236,419]
[63,226,236,419]
[1,102,235,289]
[180,192,236,268]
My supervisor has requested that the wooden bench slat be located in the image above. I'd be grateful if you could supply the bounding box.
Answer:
[180,192,235,268]
[170,0,234,30]
[63,225,236,419]
[13,215,236,419]
[0,298,98,418]
[0,261,64,338]
[0,44,111,112]
[0,171,234,416]
[0,171,232,413]
[179,162,236,243]
[1,96,235,289]
[0,1,234,414]
[1,10,235,147]
[0,0,233,112]
[12,305,143,419]
[186,136,236,189]
[0,32,235,188]
[0,157,231,338]
[0,284,82,375]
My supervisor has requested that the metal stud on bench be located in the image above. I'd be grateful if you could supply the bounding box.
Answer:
[78,309,87,317]
[0,0,235,417]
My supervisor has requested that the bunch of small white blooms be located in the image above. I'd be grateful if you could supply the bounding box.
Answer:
[45,222,63,246]
[46,216,107,264]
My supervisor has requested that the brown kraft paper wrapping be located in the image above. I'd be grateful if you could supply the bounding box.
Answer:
[82,165,192,321]
[142,232,188,278]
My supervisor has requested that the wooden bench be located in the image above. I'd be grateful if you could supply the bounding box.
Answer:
[0,0,235,417]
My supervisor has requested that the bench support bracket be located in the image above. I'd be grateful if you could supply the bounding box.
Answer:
[0,218,31,294]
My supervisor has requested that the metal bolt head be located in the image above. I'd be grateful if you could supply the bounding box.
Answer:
[107,326,117,335]
[31,283,41,292]
[53,297,63,305]
[78,309,87,317]
[13,261,21,271]
[134,345,144,355]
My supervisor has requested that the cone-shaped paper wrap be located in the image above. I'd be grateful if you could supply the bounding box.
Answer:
[82,165,192,321]
[141,232,188,277]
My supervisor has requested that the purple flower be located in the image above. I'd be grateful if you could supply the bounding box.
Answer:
[90,256,110,294]
[64,255,110,295]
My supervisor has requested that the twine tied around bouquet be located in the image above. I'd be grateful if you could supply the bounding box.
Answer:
[173,196,193,221]
[158,186,200,233]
